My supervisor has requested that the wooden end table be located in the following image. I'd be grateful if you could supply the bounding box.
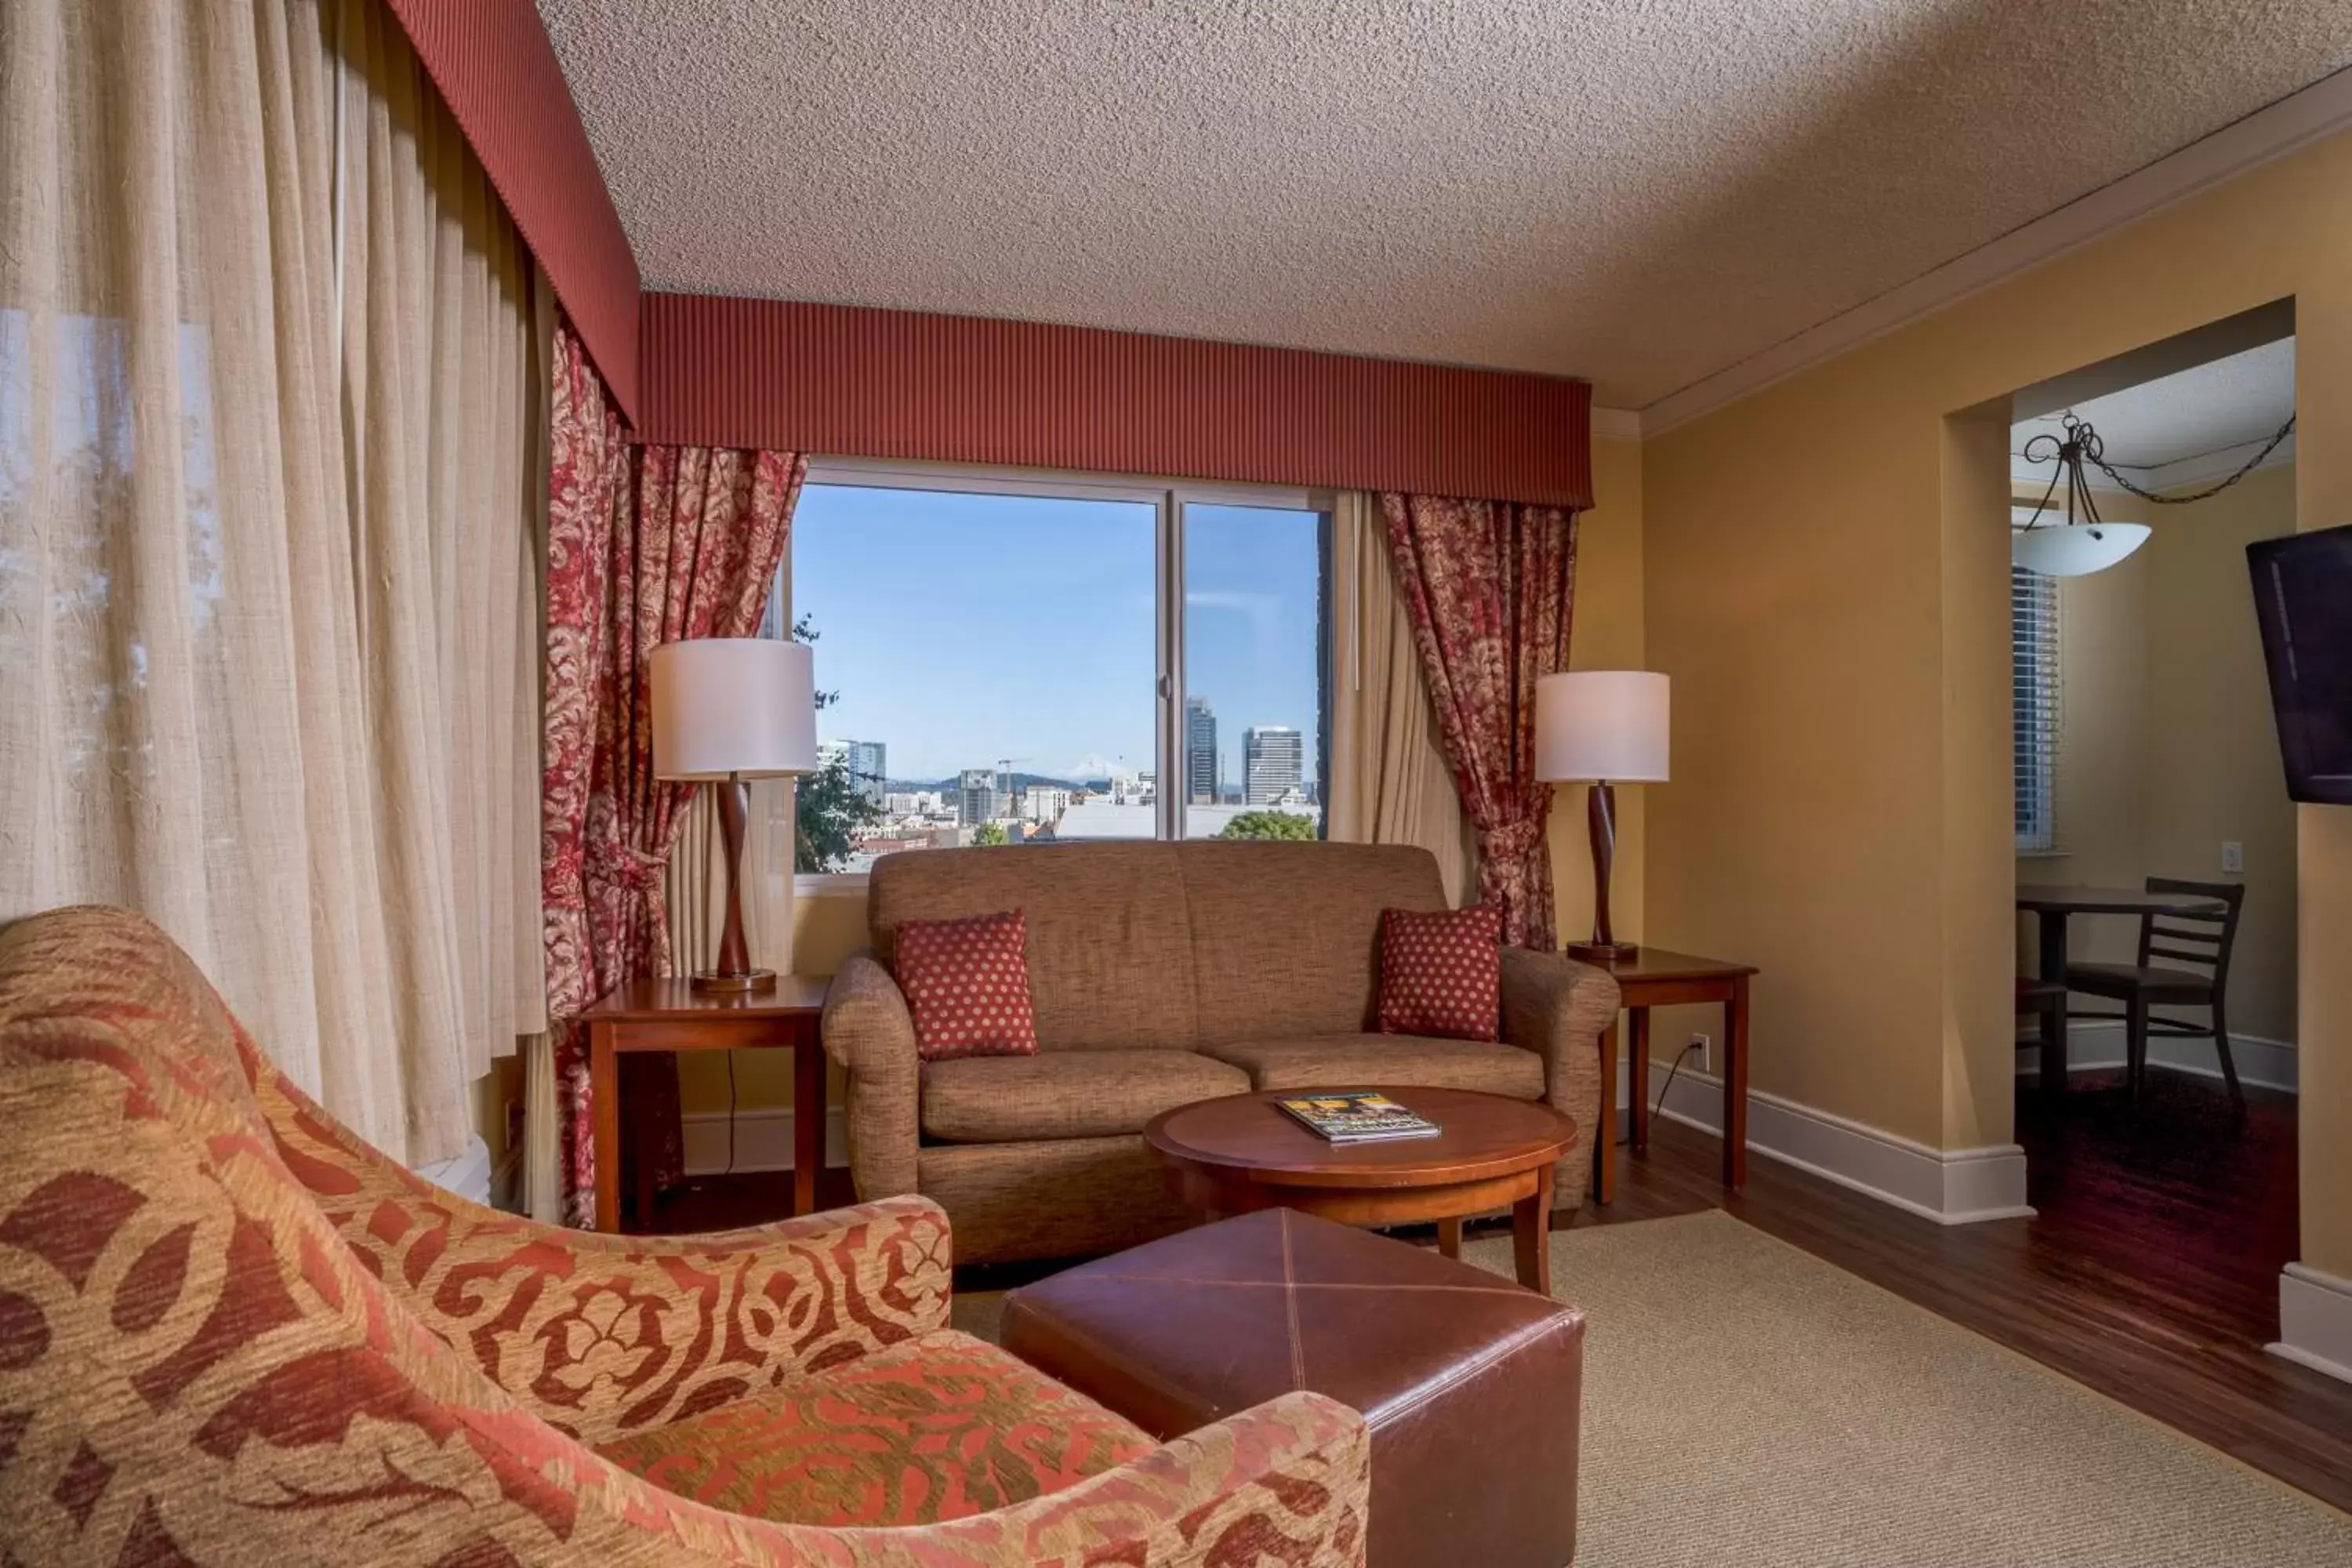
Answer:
[583,975,829,1233]
[1588,949,1757,1202]
[1142,1087,1578,1294]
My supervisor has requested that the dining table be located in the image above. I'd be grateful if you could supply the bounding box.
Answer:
[2015,884,2227,1093]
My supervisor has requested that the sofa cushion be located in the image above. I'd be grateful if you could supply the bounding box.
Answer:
[597,1328,1153,1526]
[1377,904,1501,1040]
[872,842,1198,1051]
[1178,841,1449,1043]
[922,1049,1251,1143]
[1200,1033,1545,1099]
[895,909,1039,1061]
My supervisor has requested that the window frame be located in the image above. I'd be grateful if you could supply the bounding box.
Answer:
[786,456,1333,889]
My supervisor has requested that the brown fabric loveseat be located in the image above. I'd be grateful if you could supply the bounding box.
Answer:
[822,840,1621,1265]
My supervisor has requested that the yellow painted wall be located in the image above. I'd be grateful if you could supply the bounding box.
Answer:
[1642,129,2352,1276]
[2018,465,2299,1044]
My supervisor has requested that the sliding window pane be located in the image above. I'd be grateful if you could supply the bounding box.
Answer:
[1181,503,1326,839]
[789,485,1156,869]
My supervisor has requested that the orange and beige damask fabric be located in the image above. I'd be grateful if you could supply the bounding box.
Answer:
[596,1330,1156,1526]
[0,907,1370,1566]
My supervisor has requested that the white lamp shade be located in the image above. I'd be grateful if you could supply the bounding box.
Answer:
[649,638,818,780]
[1535,670,1669,783]
[2011,521,2150,577]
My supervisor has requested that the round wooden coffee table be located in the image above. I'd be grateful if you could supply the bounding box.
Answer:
[1142,1087,1578,1294]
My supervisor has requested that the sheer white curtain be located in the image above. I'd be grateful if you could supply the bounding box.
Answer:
[1326,492,1478,905]
[0,0,543,1166]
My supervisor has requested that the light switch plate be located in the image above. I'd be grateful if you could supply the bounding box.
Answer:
[2222,840,2245,873]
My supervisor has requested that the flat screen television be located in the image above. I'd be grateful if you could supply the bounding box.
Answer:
[2248,522,2352,806]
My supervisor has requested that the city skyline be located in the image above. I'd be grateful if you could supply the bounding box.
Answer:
[793,485,1323,786]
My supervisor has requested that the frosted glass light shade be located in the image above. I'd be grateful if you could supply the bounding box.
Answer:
[1535,670,1669,783]
[2011,521,2150,577]
[650,638,818,780]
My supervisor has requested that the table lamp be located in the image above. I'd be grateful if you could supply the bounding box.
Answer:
[650,637,818,993]
[1535,670,1668,962]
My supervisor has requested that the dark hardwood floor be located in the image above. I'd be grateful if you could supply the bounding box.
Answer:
[647,1065,2352,1514]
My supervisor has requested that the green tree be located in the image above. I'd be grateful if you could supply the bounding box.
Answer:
[971,822,1008,847]
[1217,810,1316,841]
[790,614,883,873]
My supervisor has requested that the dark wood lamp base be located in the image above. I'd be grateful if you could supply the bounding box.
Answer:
[690,967,777,995]
[690,771,775,996]
[1574,780,1635,961]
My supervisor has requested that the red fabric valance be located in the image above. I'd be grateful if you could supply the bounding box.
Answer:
[639,294,1594,509]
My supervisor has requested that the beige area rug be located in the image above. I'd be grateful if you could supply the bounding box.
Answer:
[953,1212,2352,1566]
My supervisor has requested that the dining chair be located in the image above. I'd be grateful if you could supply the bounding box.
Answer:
[2063,877,2247,1107]
[2016,975,2068,1096]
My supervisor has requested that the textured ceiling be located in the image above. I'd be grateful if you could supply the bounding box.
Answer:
[539,2,2352,408]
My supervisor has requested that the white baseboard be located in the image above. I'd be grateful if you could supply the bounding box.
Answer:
[1645,1062,2034,1225]
[681,1107,849,1176]
[2269,1265,2352,1386]
[2014,1021,2298,1093]
[412,1134,492,1206]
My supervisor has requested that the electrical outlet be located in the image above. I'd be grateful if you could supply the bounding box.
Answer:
[2221,840,2245,874]
[1690,1033,1712,1072]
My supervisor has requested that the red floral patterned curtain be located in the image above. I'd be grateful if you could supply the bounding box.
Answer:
[1378,494,1578,950]
[542,317,804,1226]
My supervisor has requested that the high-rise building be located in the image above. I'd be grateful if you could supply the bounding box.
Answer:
[1185,698,1218,804]
[1244,726,1305,806]
[1021,785,1071,822]
[957,768,999,826]
[843,739,887,806]
[817,739,887,806]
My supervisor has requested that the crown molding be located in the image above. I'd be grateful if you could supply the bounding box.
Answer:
[1639,66,2352,437]
[1591,405,1643,441]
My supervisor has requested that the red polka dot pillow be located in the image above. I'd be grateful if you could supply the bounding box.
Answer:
[893,909,1040,1061]
[1377,905,1502,1042]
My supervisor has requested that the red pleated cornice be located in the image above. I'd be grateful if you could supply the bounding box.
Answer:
[640,294,1592,509]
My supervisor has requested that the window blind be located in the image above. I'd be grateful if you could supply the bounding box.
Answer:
[2012,563,2061,852]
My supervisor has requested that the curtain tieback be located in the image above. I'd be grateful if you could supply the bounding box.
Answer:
[1479,817,1548,862]
[616,846,671,893]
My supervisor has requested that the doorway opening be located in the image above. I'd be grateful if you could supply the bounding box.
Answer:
[2008,303,2300,1340]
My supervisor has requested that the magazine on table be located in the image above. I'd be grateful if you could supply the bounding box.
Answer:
[1275,1091,1442,1144]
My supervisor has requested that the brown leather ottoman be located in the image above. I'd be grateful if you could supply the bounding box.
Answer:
[1000,1208,1584,1568]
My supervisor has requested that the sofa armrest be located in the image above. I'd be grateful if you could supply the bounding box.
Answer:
[895,1390,1370,1566]
[823,950,923,1199]
[1498,949,1620,1207]
[252,1054,951,1444]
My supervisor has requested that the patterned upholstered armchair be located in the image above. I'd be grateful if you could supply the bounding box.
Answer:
[0,908,1369,1566]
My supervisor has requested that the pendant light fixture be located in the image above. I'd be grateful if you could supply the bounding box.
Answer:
[2012,408,2296,577]
[2013,416,2150,578]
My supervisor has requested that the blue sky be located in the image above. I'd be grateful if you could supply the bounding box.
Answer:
[792,485,1322,785]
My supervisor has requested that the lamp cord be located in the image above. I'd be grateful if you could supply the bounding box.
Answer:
[724,1053,737,1177]
[1652,1040,1702,1127]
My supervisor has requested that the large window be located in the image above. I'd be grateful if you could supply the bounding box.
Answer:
[2013,561,2060,853]
[786,464,1328,874]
